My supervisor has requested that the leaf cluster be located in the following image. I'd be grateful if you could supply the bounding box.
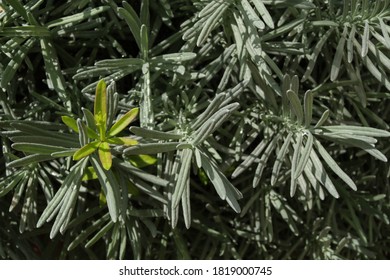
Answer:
[0,0,389,260]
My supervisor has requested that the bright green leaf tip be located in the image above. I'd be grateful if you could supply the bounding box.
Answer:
[73,141,100,160]
[107,107,139,137]
[94,79,107,130]
[98,141,112,170]
[128,154,157,168]
[61,116,79,132]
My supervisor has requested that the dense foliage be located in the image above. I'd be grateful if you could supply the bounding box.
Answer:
[0,0,389,259]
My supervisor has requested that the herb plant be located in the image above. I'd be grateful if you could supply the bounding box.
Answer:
[0,0,389,259]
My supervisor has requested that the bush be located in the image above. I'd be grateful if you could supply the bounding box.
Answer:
[0,0,389,259]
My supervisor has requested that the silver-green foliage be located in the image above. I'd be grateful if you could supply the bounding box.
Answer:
[0,0,389,260]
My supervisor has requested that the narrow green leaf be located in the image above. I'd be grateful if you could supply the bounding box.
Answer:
[1,38,35,88]
[73,67,119,82]
[4,0,29,21]
[193,103,239,144]
[331,26,347,81]
[95,58,144,68]
[196,149,243,213]
[262,18,304,41]
[319,132,378,144]
[98,141,112,170]
[46,6,109,28]
[345,200,368,245]
[150,52,197,64]
[9,135,76,148]
[123,142,182,155]
[232,137,271,178]
[172,149,193,209]
[117,6,141,49]
[128,154,157,168]
[61,116,79,132]
[176,143,193,150]
[347,25,356,63]
[303,163,325,200]
[270,190,301,235]
[127,209,164,218]
[86,128,99,140]
[196,2,229,46]
[52,181,81,237]
[132,178,168,203]
[345,62,366,106]
[338,138,388,162]
[69,118,99,143]
[241,0,265,30]
[77,119,88,147]
[115,160,168,187]
[321,125,390,137]
[9,121,72,137]
[191,93,227,130]
[85,221,114,249]
[140,24,148,60]
[304,90,313,127]
[290,133,302,197]
[367,40,390,72]
[251,0,274,28]
[50,149,78,157]
[90,156,120,222]
[140,62,153,128]
[118,223,130,260]
[294,132,313,180]
[29,90,66,111]
[240,190,261,218]
[302,29,333,81]
[82,108,97,130]
[130,126,183,140]
[353,38,390,91]
[67,213,110,251]
[308,150,339,198]
[361,20,369,57]
[282,74,291,117]
[181,178,191,229]
[224,182,242,214]
[314,109,330,128]
[253,135,279,188]
[379,18,390,49]
[7,154,53,168]
[73,140,100,160]
[271,132,292,186]
[262,191,274,240]
[191,119,216,146]
[106,137,138,146]
[12,143,66,155]
[107,108,139,137]
[313,139,357,191]
[81,166,98,181]
[94,79,107,129]
[0,172,24,197]
[199,0,221,18]
[287,89,303,124]
[197,149,227,199]
[40,38,69,106]
[260,0,314,7]
[9,174,27,212]
[107,82,117,129]
[290,74,299,96]
[140,0,149,26]
[194,148,202,169]
[37,158,87,228]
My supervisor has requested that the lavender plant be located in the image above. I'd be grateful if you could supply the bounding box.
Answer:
[0,0,389,259]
